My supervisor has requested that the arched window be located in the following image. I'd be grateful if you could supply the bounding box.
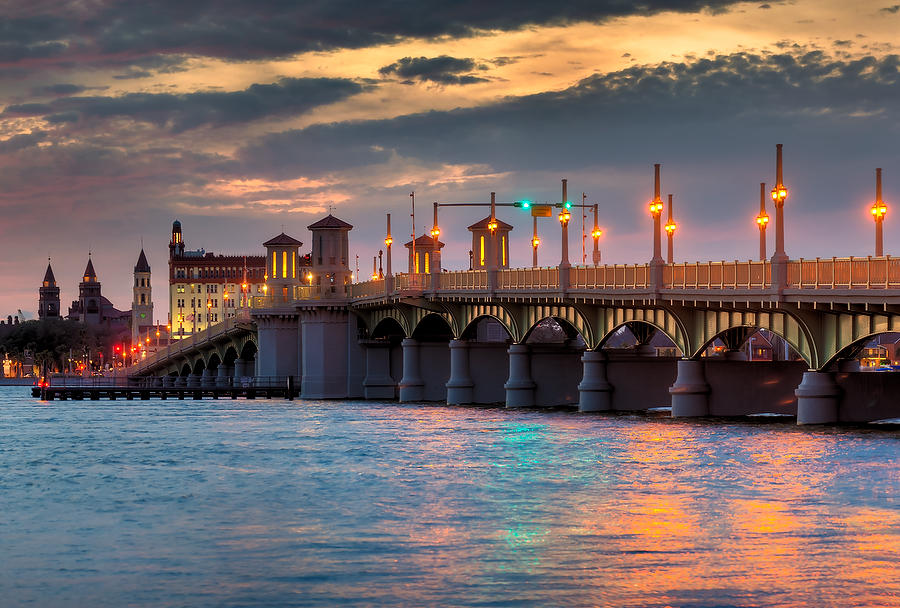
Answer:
[282,251,287,279]
[480,236,485,267]
[424,252,430,273]
[501,236,507,266]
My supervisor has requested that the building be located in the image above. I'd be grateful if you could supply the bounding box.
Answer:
[66,256,130,328]
[168,220,310,338]
[404,234,444,274]
[468,216,513,269]
[132,249,153,343]
[38,259,60,320]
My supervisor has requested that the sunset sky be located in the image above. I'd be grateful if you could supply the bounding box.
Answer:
[2,0,899,319]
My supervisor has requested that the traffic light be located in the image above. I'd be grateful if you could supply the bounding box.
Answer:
[513,200,532,209]
[555,201,573,209]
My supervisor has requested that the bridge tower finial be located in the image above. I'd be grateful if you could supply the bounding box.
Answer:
[649,165,664,266]
[872,168,887,257]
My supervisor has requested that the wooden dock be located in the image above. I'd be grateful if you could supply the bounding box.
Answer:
[31,376,297,401]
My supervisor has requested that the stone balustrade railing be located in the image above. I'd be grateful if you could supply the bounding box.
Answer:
[252,256,900,306]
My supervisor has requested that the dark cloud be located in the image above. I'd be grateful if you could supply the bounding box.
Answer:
[379,56,488,85]
[238,50,900,177]
[0,0,752,67]
[0,130,47,152]
[3,77,366,132]
[31,83,90,96]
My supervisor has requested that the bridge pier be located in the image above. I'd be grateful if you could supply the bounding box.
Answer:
[670,359,710,417]
[578,351,612,412]
[301,309,350,399]
[186,373,200,388]
[216,364,231,387]
[201,368,214,388]
[362,340,396,400]
[398,338,425,402]
[257,314,301,378]
[446,340,474,405]
[505,344,536,407]
[795,371,840,424]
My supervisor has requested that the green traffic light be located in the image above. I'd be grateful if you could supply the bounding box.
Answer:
[515,200,531,209]
[564,201,572,209]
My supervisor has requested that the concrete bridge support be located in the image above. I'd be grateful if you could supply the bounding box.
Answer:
[201,368,214,387]
[505,344,536,407]
[301,309,350,399]
[670,359,710,417]
[795,371,840,424]
[398,338,424,402]
[603,354,679,411]
[578,351,613,412]
[216,364,232,387]
[362,340,396,400]
[446,340,474,405]
[530,345,584,407]
[256,315,300,378]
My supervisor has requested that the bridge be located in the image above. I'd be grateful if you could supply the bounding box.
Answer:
[131,146,900,425]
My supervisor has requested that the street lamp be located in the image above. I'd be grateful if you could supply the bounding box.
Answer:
[770,143,788,261]
[649,164,664,265]
[872,167,887,257]
[756,182,769,261]
[664,193,676,264]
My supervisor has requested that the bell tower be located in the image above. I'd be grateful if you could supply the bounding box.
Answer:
[132,249,153,343]
[38,258,60,320]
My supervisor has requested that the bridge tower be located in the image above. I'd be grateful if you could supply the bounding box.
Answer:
[132,249,153,344]
[38,259,60,320]
[307,214,353,297]
[264,232,303,302]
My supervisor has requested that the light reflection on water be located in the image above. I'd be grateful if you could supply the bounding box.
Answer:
[0,387,898,607]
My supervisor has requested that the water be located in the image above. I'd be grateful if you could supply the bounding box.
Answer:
[1,387,898,607]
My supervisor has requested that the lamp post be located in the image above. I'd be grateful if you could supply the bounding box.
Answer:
[872,168,887,257]
[771,144,788,260]
[532,216,540,268]
[756,182,769,261]
[664,193,676,264]
[591,204,601,266]
[649,164,664,265]
[770,144,788,289]
[559,179,571,268]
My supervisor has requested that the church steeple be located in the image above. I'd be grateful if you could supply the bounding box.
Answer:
[38,258,60,320]
[83,256,97,282]
[132,248,153,344]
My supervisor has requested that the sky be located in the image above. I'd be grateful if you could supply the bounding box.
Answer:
[2,0,899,321]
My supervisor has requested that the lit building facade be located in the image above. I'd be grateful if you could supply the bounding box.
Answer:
[167,220,310,339]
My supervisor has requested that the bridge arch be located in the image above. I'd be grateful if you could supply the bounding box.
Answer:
[411,313,454,341]
[820,330,900,371]
[597,320,682,356]
[180,362,192,377]
[457,304,518,341]
[595,310,688,355]
[372,317,407,340]
[459,313,515,342]
[368,308,411,338]
[685,310,816,367]
[522,316,588,346]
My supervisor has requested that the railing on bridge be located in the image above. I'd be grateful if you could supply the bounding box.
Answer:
[664,260,770,289]
[440,269,487,290]
[129,316,252,374]
[246,256,900,309]
[571,265,651,289]
[787,257,900,289]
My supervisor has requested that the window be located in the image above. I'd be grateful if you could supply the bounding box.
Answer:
[415,252,420,273]
[272,251,277,278]
[292,252,296,278]
[282,251,287,279]
[140,294,146,304]
[177,285,185,294]
[480,236,485,266]
[502,236,507,266]
[424,252,430,273]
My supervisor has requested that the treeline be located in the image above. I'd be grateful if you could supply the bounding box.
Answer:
[0,319,128,372]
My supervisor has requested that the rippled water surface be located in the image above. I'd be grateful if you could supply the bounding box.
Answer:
[1,386,898,607]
